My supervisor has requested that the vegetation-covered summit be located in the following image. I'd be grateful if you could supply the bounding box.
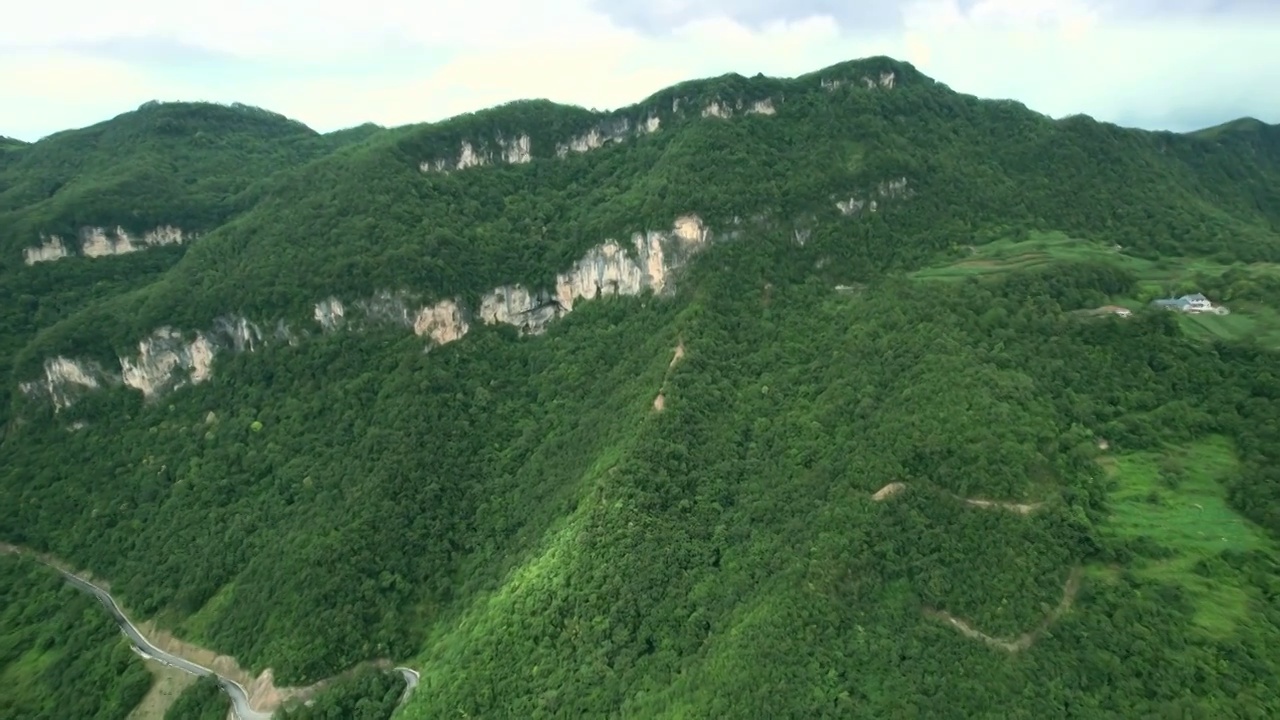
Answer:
[2,55,1279,719]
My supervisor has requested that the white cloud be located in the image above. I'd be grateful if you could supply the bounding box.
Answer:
[1,0,1277,140]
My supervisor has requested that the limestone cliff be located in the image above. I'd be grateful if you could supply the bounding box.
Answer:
[836,177,912,216]
[22,225,192,265]
[23,317,266,410]
[418,89,781,173]
[419,134,532,172]
[821,70,896,92]
[24,216,711,408]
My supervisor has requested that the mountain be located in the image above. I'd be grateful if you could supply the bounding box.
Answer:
[2,56,1279,719]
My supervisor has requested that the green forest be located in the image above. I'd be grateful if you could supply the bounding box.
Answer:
[1,55,1278,718]
[0,554,151,720]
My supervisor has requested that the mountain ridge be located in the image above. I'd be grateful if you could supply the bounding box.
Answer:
[9,53,1280,403]
[2,54,1280,719]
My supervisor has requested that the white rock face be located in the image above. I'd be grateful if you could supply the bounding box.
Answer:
[314,298,346,330]
[420,134,533,173]
[120,329,216,398]
[825,71,895,91]
[22,225,189,264]
[119,319,261,398]
[509,213,710,332]
[414,299,469,345]
[23,236,69,265]
[701,98,777,119]
[503,134,532,164]
[21,315,263,410]
[26,357,105,410]
[26,217,712,407]
[555,117,645,158]
[455,141,486,170]
[702,102,732,119]
[836,177,912,216]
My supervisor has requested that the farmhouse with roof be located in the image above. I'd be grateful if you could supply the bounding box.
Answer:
[1150,293,1229,314]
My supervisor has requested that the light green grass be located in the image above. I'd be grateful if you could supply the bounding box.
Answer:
[178,581,236,646]
[1177,301,1280,348]
[912,231,1280,348]
[1099,436,1270,636]
[912,232,1137,280]
[913,231,1280,284]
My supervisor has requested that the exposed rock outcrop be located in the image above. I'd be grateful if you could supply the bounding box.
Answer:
[25,216,712,408]
[419,134,533,173]
[420,92,778,172]
[555,115,661,157]
[822,71,896,92]
[836,177,912,216]
[22,316,266,409]
[23,225,191,265]
[23,236,69,264]
[702,97,779,119]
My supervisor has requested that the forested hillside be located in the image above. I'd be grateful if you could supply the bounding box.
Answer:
[2,55,1279,718]
[0,554,152,719]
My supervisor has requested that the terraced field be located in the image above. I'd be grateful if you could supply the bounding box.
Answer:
[913,231,1280,347]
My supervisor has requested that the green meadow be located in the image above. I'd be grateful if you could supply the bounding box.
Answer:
[1095,437,1272,637]
[913,231,1280,347]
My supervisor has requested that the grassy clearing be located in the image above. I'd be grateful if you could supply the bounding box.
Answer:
[1098,436,1271,636]
[914,231,1280,284]
[1177,301,1280,348]
[126,660,197,720]
[176,581,235,647]
[912,231,1280,348]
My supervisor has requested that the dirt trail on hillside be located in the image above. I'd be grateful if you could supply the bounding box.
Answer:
[1,543,410,715]
[867,483,1045,514]
[961,497,1045,514]
[653,338,686,412]
[924,566,1083,652]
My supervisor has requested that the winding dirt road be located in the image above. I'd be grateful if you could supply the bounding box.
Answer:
[925,566,1083,652]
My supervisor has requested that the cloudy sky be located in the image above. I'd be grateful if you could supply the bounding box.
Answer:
[2,0,1277,141]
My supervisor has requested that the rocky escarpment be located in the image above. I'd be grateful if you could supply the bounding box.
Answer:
[420,89,787,173]
[416,63,904,175]
[21,317,281,410]
[835,177,912,215]
[419,134,533,172]
[22,225,193,265]
[23,216,712,410]
[821,70,896,92]
[317,214,710,339]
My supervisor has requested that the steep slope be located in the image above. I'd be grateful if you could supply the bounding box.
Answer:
[0,101,374,428]
[0,100,357,262]
[0,553,153,720]
[2,56,1280,718]
[13,57,1280,403]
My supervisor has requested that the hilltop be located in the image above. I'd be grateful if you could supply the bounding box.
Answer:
[2,56,1279,719]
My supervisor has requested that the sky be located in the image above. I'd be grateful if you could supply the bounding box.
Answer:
[2,0,1278,141]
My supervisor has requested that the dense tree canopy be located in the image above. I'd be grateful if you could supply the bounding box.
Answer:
[1,55,1278,718]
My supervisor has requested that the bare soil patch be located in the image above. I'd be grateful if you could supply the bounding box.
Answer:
[871,482,907,501]
[127,659,198,720]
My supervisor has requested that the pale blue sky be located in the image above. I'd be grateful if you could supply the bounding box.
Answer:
[2,0,1278,141]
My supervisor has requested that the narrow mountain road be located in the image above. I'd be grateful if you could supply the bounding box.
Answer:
[44,565,272,720]
[2,545,420,719]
